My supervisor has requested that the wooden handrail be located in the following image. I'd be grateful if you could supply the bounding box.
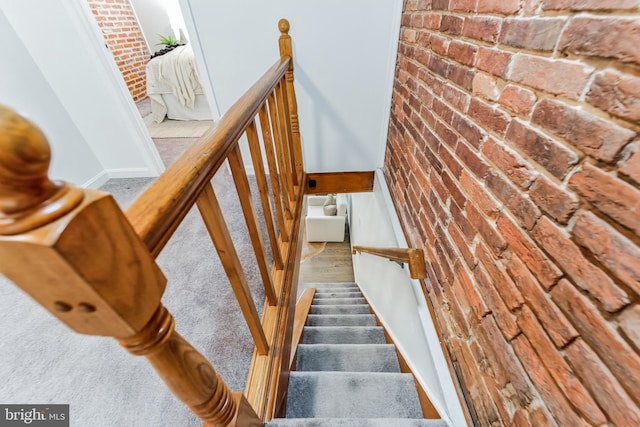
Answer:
[352,246,427,279]
[126,56,290,258]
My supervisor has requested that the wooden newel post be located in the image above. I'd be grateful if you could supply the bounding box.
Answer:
[278,19,304,181]
[0,107,258,426]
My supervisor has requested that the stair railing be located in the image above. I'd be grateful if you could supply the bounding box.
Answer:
[352,246,427,279]
[0,19,303,427]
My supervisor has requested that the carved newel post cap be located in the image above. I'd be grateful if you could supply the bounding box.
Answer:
[0,105,83,235]
[278,18,290,34]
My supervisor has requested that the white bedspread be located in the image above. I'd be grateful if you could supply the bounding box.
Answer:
[146,45,207,123]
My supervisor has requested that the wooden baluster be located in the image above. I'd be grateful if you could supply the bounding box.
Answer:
[274,82,296,202]
[226,144,277,305]
[245,119,284,269]
[267,93,293,220]
[196,183,269,354]
[278,19,304,184]
[258,105,289,244]
[278,78,298,189]
[0,106,258,427]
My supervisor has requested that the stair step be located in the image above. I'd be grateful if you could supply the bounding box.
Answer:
[310,305,371,315]
[312,291,363,299]
[312,297,367,305]
[268,419,448,427]
[306,315,377,327]
[286,372,423,419]
[301,326,386,344]
[296,344,400,372]
[307,282,357,288]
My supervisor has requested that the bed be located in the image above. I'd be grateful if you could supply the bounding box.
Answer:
[146,45,212,123]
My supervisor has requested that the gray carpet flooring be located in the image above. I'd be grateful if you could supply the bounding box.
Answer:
[0,157,270,425]
[271,283,445,427]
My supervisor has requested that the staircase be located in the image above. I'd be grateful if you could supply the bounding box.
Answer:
[268,282,448,426]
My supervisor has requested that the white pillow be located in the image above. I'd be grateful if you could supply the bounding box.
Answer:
[323,194,336,206]
[323,204,337,216]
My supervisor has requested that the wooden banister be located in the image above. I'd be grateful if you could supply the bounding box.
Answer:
[126,56,290,258]
[0,18,306,426]
[0,106,252,426]
[352,246,428,279]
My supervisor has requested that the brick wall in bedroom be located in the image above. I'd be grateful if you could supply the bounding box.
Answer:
[384,0,640,425]
[87,0,150,102]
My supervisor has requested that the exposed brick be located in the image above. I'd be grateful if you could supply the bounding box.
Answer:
[486,170,541,230]
[532,216,630,312]
[451,112,485,149]
[462,16,502,43]
[507,255,579,347]
[446,62,475,91]
[455,141,489,179]
[482,138,538,190]
[497,214,563,288]
[498,84,536,116]
[512,335,587,427]
[528,175,578,224]
[447,40,478,67]
[479,315,537,406]
[460,170,501,219]
[499,18,566,51]
[619,305,640,350]
[532,98,636,163]
[552,279,640,401]
[565,339,640,426]
[450,201,477,241]
[559,16,640,65]
[449,0,477,12]
[472,73,500,101]
[476,242,524,310]
[569,163,640,236]
[442,84,471,112]
[442,170,467,208]
[517,306,607,425]
[467,98,511,136]
[477,0,522,14]
[440,15,464,36]
[448,221,477,269]
[512,408,531,427]
[474,263,520,339]
[620,140,640,184]
[466,204,508,256]
[476,47,512,78]
[505,120,580,180]
[455,262,490,320]
[572,210,640,296]
[542,0,640,10]
[509,54,593,99]
[587,69,640,122]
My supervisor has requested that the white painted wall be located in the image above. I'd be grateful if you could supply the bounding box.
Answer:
[1,0,165,180]
[183,0,403,173]
[0,10,107,188]
[350,170,467,427]
[130,0,187,53]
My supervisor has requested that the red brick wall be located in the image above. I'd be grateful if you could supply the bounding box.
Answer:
[384,1,640,425]
[88,0,149,102]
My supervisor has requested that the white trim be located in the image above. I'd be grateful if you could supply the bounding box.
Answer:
[81,170,110,189]
[67,0,165,176]
[375,0,404,168]
[179,0,221,119]
[106,168,160,179]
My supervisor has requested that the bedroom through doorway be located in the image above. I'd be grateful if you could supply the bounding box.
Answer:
[87,0,214,167]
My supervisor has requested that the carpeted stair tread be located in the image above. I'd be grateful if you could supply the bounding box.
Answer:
[312,297,367,305]
[306,315,377,326]
[306,282,357,288]
[312,291,363,298]
[301,326,386,344]
[310,304,371,315]
[296,344,400,372]
[268,419,448,426]
[286,372,423,418]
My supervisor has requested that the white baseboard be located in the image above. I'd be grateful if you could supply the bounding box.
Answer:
[81,170,110,189]
[106,167,161,179]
